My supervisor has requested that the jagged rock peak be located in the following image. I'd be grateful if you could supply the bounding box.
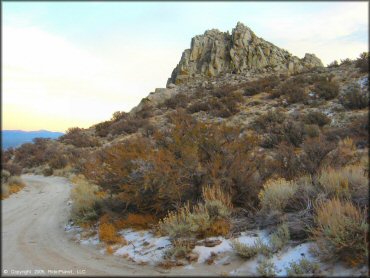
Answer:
[167,22,323,86]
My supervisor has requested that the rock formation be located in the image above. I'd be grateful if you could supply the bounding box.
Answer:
[168,22,323,85]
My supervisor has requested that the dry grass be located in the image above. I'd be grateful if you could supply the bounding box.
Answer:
[70,175,101,224]
[311,198,368,265]
[202,184,233,209]
[158,185,233,239]
[1,176,25,199]
[269,223,290,252]
[318,165,367,205]
[258,178,298,212]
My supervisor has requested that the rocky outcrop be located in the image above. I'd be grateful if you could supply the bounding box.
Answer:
[168,22,323,85]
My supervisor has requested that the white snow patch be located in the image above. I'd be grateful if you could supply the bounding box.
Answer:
[183,264,195,270]
[237,230,270,246]
[80,234,100,246]
[271,243,316,276]
[357,76,368,89]
[193,237,232,263]
[114,229,171,265]
[230,242,317,276]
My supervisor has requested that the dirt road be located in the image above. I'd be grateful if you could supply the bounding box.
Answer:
[1,175,234,276]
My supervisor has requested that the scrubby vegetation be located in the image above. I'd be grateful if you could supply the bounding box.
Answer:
[2,52,368,271]
[1,170,25,199]
[311,198,368,266]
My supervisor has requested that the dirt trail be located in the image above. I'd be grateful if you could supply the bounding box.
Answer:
[1,175,236,276]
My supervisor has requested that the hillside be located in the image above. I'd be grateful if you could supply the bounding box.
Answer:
[2,22,368,275]
[1,130,64,150]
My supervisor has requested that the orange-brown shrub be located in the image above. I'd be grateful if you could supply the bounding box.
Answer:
[206,219,230,237]
[115,213,157,230]
[98,214,125,244]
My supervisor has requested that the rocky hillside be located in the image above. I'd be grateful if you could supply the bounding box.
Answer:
[168,22,323,85]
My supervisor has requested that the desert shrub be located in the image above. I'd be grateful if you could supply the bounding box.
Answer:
[314,79,339,100]
[164,238,195,260]
[341,84,368,110]
[329,137,358,167]
[109,117,148,135]
[115,213,157,230]
[243,75,280,96]
[187,101,210,113]
[281,120,305,147]
[2,176,25,199]
[273,143,303,180]
[2,183,9,199]
[59,127,100,148]
[232,237,271,259]
[98,220,123,244]
[278,80,307,103]
[95,121,111,137]
[157,202,209,239]
[269,223,290,252]
[349,114,369,141]
[253,109,286,132]
[318,165,368,207]
[304,111,330,127]
[286,258,320,276]
[258,178,298,212]
[257,259,276,276]
[328,60,339,68]
[231,240,258,259]
[42,167,53,176]
[163,93,190,109]
[71,175,101,224]
[1,170,11,184]
[355,52,369,73]
[111,111,127,122]
[158,185,232,239]
[49,155,68,169]
[304,124,320,138]
[311,198,368,265]
[203,91,244,118]
[301,136,336,175]
[2,163,22,176]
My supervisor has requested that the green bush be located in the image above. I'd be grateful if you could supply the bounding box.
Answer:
[257,259,276,276]
[314,79,339,100]
[286,258,320,276]
[269,223,290,252]
[304,124,320,138]
[341,85,368,110]
[304,111,330,127]
[355,52,369,73]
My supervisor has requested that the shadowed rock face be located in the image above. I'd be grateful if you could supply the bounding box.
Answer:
[168,22,323,85]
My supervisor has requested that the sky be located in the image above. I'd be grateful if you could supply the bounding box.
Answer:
[2,1,368,132]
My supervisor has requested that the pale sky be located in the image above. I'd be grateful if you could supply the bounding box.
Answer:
[2,1,368,132]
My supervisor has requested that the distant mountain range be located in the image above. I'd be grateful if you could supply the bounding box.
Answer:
[1,130,64,150]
